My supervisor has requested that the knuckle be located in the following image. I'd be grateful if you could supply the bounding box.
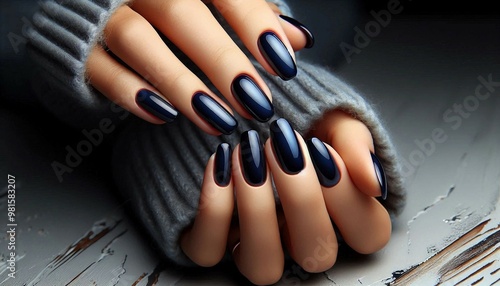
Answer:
[158,0,194,24]
[212,45,243,67]
[106,10,150,46]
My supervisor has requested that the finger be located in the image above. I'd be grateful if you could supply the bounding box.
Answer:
[131,0,275,123]
[87,45,177,124]
[309,110,387,199]
[181,143,234,267]
[306,138,392,254]
[266,2,315,50]
[104,5,237,135]
[278,15,315,51]
[232,131,284,285]
[266,118,337,273]
[213,0,297,80]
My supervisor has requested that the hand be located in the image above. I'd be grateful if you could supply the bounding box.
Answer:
[85,0,314,135]
[180,113,391,285]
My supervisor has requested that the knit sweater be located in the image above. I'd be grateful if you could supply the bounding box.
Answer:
[27,0,405,266]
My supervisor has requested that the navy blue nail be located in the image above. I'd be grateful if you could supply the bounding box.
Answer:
[258,31,297,81]
[371,153,388,200]
[214,143,231,187]
[136,89,178,122]
[232,75,274,122]
[192,92,238,135]
[240,130,266,186]
[279,15,315,49]
[306,138,340,187]
[270,118,304,174]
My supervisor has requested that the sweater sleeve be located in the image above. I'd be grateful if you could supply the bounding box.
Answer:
[26,0,128,127]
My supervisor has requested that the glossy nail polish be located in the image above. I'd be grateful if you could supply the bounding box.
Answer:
[258,31,297,81]
[371,153,388,200]
[270,118,304,174]
[240,130,266,186]
[231,75,274,122]
[136,89,178,122]
[306,138,340,187]
[192,92,238,135]
[279,15,315,49]
[214,143,231,187]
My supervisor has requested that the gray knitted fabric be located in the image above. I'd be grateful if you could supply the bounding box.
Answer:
[27,0,405,266]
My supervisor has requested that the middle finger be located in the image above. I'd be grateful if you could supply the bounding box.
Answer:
[265,118,338,273]
[131,0,275,123]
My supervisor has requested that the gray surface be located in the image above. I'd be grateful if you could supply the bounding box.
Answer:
[1,4,500,286]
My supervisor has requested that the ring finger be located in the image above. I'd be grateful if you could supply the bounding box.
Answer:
[232,130,284,285]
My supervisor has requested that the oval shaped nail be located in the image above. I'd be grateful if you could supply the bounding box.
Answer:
[306,138,341,187]
[279,15,315,49]
[136,89,178,122]
[214,143,232,187]
[270,118,304,174]
[371,153,388,200]
[192,92,238,135]
[258,31,297,81]
[240,130,266,186]
[232,75,274,122]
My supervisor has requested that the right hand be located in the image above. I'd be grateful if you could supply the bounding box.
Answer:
[86,0,314,135]
[180,116,391,285]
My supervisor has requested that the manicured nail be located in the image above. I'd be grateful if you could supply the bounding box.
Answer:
[270,118,304,174]
[231,75,274,122]
[136,89,178,122]
[306,138,341,187]
[214,143,232,187]
[279,15,315,49]
[258,31,297,81]
[240,130,266,186]
[192,92,238,135]
[371,153,388,200]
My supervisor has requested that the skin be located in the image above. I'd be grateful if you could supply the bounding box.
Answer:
[181,112,392,285]
[87,0,300,134]
[85,1,392,284]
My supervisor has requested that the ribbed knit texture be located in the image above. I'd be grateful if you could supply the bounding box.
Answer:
[27,0,405,266]
[26,0,128,127]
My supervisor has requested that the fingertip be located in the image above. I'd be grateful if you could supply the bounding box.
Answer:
[350,148,386,199]
[278,15,315,50]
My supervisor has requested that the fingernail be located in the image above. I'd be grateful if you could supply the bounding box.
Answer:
[371,153,388,200]
[270,118,304,174]
[136,89,178,122]
[214,143,232,187]
[192,92,238,135]
[231,75,274,122]
[279,15,315,49]
[258,31,297,81]
[240,130,266,186]
[306,138,340,187]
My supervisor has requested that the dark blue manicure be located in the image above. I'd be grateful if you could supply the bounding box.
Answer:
[270,118,304,174]
[258,31,297,81]
[371,153,388,200]
[240,130,266,186]
[214,143,232,187]
[306,138,340,187]
[192,92,238,135]
[136,89,178,122]
[232,75,274,122]
[279,15,315,49]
